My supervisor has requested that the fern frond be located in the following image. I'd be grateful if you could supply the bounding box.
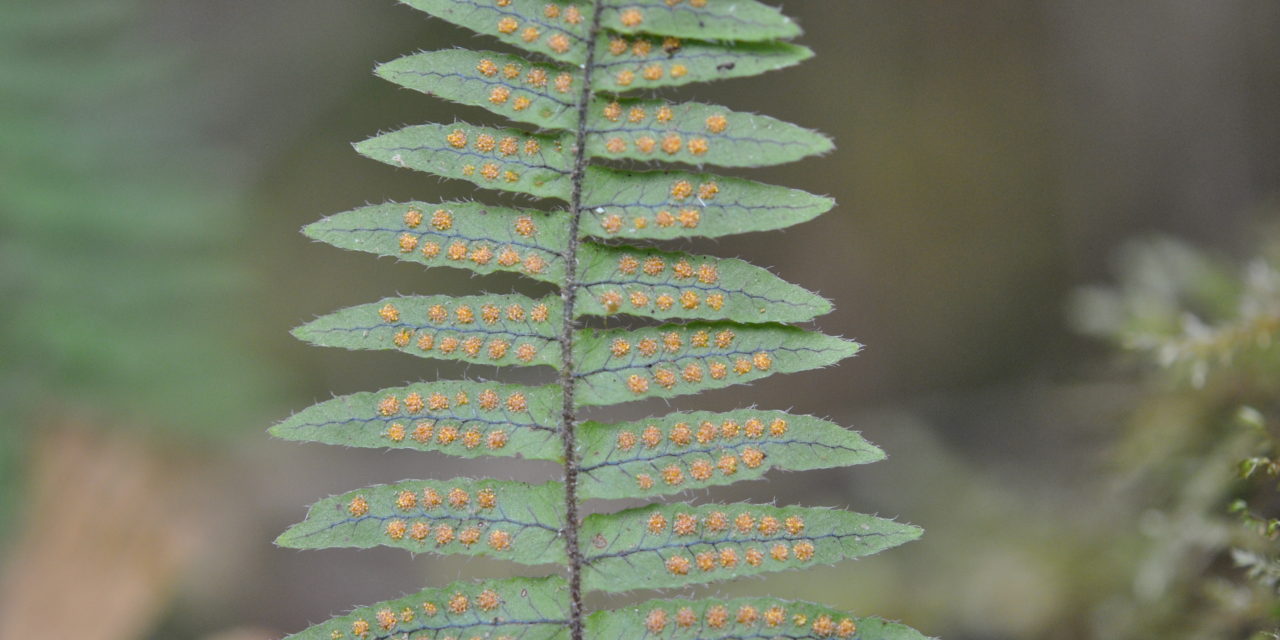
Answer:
[278,2,926,639]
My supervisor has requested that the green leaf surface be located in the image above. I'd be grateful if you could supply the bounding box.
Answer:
[580,167,834,240]
[294,295,561,369]
[377,49,581,131]
[581,503,920,592]
[592,38,811,93]
[277,478,567,565]
[400,0,593,64]
[578,410,883,499]
[269,381,560,460]
[574,323,858,406]
[576,243,830,323]
[597,0,800,41]
[586,97,832,168]
[281,576,569,640]
[356,123,571,198]
[588,596,929,640]
[303,201,570,284]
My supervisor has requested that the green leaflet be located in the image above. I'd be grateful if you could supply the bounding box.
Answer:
[585,97,832,168]
[576,243,830,323]
[577,410,884,500]
[377,49,581,131]
[356,123,571,198]
[580,502,921,592]
[597,0,800,42]
[591,38,811,93]
[580,167,834,240]
[294,295,561,369]
[303,201,569,284]
[277,478,567,565]
[281,576,570,640]
[587,596,928,640]
[574,323,859,406]
[269,381,560,460]
[401,0,593,64]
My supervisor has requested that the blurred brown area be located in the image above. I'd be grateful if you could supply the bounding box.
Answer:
[2,2,1279,640]
[0,425,204,640]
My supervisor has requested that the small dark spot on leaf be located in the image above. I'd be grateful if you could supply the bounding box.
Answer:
[593,533,607,548]
[717,62,736,72]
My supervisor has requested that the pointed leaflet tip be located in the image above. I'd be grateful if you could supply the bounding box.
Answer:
[272,528,295,547]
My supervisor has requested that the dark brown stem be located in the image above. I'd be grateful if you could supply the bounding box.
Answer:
[558,3,604,640]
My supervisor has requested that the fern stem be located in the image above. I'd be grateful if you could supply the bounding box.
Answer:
[558,3,604,639]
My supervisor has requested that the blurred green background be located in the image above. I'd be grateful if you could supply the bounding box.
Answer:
[3,1,1280,639]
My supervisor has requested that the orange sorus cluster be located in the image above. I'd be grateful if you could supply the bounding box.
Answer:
[377,390,530,416]
[661,540,817,576]
[491,1,581,55]
[596,180,720,235]
[336,589,509,638]
[643,604,856,638]
[617,415,789,452]
[618,345,775,396]
[476,58,576,95]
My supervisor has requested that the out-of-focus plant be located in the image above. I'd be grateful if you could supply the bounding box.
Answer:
[0,0,266,532]
[0,2,269,638]
[1073,227,1280,639]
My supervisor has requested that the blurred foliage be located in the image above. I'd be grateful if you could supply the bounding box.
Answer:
[0,0,269,538]
[1073,223,1280,639]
